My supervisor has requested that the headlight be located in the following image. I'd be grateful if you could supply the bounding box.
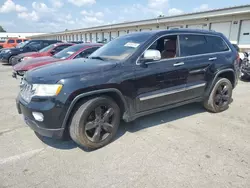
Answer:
[32,84,63,97]
[22,56,33,61]
[3,49,10,53]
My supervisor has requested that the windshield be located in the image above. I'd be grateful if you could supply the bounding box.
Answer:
[53,44,83,59]
[39,44,56,53]
[16,40,29,48]
[89,33,153,61]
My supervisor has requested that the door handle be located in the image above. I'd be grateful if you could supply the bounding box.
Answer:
[173,62,184,67]
[209,57,217,61]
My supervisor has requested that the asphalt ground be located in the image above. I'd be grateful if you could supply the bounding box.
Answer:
[0,63,250,188]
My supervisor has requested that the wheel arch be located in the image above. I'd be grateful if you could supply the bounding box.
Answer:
[205,68,236,97]
[62,88,129,130]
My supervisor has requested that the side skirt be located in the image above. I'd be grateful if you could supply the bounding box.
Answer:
[124,97,203,122]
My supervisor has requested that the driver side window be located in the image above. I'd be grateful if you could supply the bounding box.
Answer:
[146,35,178,60]
[74,47,100,59]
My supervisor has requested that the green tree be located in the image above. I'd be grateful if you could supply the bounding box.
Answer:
[0,26,6,32]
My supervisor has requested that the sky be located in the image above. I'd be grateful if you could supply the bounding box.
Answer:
[0,0,249,33]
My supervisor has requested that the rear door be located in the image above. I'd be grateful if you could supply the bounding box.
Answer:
[178,34,225,100]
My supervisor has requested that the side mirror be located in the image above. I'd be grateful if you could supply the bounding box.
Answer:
[138,49,161,67]
[50,49,56,55]
[142,49,161,61]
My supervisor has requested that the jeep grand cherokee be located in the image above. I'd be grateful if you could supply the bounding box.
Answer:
[16,29,240,149]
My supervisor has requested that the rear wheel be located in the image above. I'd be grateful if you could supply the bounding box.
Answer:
[204,78,232,113]
[69,96,121,149]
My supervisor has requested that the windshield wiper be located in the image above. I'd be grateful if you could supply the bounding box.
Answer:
[89,56,105,61]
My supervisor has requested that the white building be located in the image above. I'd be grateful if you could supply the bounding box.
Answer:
[0,33,45,41]
[30,5,250,50]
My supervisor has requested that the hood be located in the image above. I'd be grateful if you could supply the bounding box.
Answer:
[25,58,117,84]
[14,56,57,71]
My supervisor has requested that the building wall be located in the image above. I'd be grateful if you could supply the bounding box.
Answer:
[30,11,250,50]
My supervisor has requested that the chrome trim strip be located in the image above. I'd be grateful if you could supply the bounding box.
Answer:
[139,82,206,101]
[140,87,185,101]
[136,33,231,66]
[186,83,206,90]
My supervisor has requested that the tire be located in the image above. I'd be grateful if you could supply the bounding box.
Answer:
[204,78,233,113]
[69,96,121,149]
[8,56,14,65]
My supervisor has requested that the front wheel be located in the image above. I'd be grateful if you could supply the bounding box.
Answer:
[8,56,15,65]
[204,78,233,113]
[69,96,121,149]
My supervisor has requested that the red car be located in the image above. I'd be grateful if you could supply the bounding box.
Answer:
[11,43,74,66]
[13,43,102,77]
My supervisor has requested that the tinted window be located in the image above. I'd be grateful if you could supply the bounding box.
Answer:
[27,41,42,50]
[42,42,50,47]
[53,45,72,53]
[180,35,209,56]
[17,39,22,43]
[7,40,15,44]
[206,36,229,52]
[53,44,84,59]
[74,47,100,59]
[147,35,178,60]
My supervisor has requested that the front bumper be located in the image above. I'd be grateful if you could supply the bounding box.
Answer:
[0,53,10,62]
[16,95,65,139]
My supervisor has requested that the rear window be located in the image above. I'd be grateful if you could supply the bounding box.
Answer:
[179,35,209,56]
[7,39,15,44]
[179,34,230,57]
[206,36,229,52]
[17,39,22,43]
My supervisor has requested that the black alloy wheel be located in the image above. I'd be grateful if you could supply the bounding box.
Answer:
[84,105,115,143]
[203,78,232,113]
[214,83,230,108]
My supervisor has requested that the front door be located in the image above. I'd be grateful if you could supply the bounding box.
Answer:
[134,35,189,112]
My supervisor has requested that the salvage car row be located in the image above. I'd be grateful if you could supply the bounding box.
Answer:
[0,29,249,150]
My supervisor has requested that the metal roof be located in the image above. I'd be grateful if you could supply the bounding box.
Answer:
[31,4,250,37]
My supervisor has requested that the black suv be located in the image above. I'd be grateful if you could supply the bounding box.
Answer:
[0,39,60,64]
[16,29,240,149]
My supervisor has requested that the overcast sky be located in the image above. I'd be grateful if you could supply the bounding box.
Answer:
[0,0,249,33]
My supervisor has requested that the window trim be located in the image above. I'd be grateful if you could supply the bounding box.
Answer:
[136,33,231,65]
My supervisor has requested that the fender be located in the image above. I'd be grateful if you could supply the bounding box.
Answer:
[62,88,129,129]
[205,68,235,97]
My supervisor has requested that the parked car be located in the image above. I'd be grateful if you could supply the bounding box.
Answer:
[0,38,29,49]
[0,39,61,64]
[240,52,250,80]
[0,39,6,49]
[16,29,240,149]
[13,43,102,77]
[11,43,74,66]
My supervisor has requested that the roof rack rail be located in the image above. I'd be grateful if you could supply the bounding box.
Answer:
[169,28,180,30]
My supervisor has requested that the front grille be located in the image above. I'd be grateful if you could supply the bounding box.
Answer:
[20,80,34,103]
